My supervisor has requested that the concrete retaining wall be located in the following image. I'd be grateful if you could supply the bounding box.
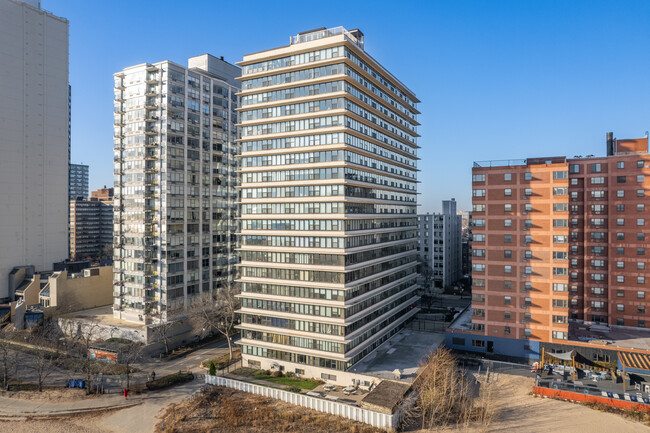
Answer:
[205,375,399,430]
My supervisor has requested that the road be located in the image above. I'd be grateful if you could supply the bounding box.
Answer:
[101,338,232,391]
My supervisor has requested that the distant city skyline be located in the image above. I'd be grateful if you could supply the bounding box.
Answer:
[52,0,650,212]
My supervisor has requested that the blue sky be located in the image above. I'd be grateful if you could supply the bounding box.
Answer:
[50,0,650,212]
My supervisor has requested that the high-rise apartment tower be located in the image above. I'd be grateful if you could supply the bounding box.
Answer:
[417,199,463,288]
[113,54,240,323]
[236,27,420,378]
[0,0,69,300]
[69,163,89,200]
[447,134,650,361]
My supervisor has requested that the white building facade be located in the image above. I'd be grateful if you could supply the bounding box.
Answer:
[418,199,462,288]
[0,0,70,300]
[113,55,240,323]
[236,27,421,380]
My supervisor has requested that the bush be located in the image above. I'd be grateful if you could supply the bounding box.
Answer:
[209,361,216,376]
[287,386,301,393]
[264,370,272,376]
[146,372,194,391]
[285,371,294,378]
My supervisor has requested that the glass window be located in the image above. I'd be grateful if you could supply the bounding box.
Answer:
[591,163,601,173]
[504,173,512,181]
[524,172,533,180]
[553,171,568,179]
[638,160,645,168]
[472,174,485,182]
[504,204,512,212]
[504,219,512,227]
[504,188,512,196]
[617,161,625,169]
[504,234,512,243]
[617,190,625,198]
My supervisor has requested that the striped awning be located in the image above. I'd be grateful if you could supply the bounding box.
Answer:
[619,351,650,372]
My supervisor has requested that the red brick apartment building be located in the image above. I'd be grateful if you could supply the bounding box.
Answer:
[446,133,650,365]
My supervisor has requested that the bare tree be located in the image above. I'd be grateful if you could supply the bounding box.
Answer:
[191,281,240,360]
[66,320,101,393]
[26,323,61,392]
[101,243,113,261]
[152,319,179,355]
[410,347,494,430]
[117,341,144,390]
[0,328,17,390]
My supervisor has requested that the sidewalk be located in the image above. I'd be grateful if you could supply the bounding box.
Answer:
[0,393,142,418]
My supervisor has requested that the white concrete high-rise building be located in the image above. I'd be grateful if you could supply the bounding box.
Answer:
[418,199,462,288]
[236,27,420,379]
[0,0,70,300]
[113,54,240,323]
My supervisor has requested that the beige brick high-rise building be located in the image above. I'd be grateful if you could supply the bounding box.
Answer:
[236,27,420,380]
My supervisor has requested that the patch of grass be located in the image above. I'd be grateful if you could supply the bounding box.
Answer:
[146,372,194,391]
[234,368,321,390]
[202,349,241,370]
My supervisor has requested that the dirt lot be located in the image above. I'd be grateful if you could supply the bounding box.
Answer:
[413,373,650,433]
[6,373,650,432]
[0,413,112,433]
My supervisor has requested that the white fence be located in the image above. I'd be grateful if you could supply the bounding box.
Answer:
[205,375,398,430]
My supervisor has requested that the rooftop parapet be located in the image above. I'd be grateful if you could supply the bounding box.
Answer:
[473,156,567,168]
[290,26,364,50]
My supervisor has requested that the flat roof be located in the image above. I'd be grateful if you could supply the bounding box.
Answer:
[361,380,411,413]
[448,305,473,331]
[64,306,146,329]
[570,322,650,352]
